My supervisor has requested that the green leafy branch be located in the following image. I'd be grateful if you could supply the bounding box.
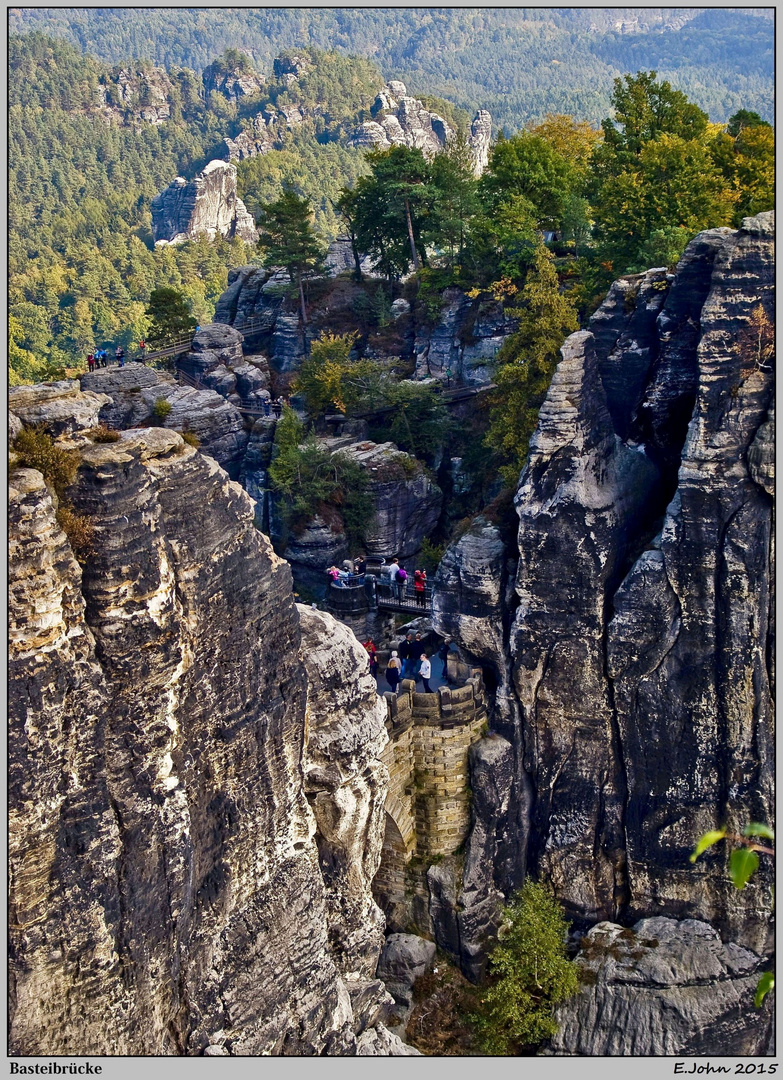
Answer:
[690,822,774,1008]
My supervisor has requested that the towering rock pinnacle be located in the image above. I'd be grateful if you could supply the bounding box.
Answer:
[151,160,258,246]
[8,416,406,1055]
[433,213,774,972]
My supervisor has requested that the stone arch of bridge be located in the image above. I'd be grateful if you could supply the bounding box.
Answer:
[372,811,410,934]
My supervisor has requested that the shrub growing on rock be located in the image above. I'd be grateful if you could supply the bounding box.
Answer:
[268,406,374,551]
[13,426,78,498]
[152,397,173,422]
[86,424,120,443]
[13,426,95,563]
[471,880,578,1054]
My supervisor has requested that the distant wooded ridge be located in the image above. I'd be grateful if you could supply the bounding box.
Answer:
[9,7,774,129]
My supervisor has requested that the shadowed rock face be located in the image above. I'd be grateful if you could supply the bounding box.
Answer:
[432,214,775,979]
[8,429,399,1056]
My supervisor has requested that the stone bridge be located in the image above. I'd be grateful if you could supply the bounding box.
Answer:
[372,657,488,930]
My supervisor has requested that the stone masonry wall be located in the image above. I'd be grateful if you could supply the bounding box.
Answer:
[379,670,488,859]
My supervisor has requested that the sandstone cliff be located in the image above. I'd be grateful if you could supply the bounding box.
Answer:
[8,407,407,1055]
[433,214,775,1001]
[351,81,492,176]
[152,160,258,247]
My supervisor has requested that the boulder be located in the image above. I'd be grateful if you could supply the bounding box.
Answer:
[376,934,436,1008]
[9,380,111,436]
[8,410,23,445]
[548,918,772,1056]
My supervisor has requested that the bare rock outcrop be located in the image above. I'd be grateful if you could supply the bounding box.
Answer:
[97,64,174,124]
[353,81,492,176]
[548,918,773,1056]
[203,58,265,102]
[152,160,258,246]
[9,424,399,1055]
[298,606,389,978]
[79,362,249,480]
[9,380,111,435]
[414,291,517,385]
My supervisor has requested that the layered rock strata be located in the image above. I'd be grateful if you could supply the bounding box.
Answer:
[152,160,258,246]
[433,214,775,983]
[549,918,773,1055]
[79,362,250,481]
[8,421,402,1055]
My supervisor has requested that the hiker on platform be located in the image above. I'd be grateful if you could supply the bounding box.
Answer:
[380,557,398,598]
[138,339,147,362]
[413,568,427,607]
[419,653,432,693]
[399,632,415,679]
[386,651,401,693]
[272,397,283,419]
[412,633,424,679]
[116,346,125,366]
[395,564,408,602]
[438,639,451,679]
[87,354,95,372]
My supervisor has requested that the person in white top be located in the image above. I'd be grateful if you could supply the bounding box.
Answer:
[419,653,432,693]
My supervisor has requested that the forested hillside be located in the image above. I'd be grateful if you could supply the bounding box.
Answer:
[8,25,774,388]
[10,7,774,128]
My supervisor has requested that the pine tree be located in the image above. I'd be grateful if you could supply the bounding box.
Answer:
[144,286,196,347]
[257,189,326,326]
[486,244,579,486]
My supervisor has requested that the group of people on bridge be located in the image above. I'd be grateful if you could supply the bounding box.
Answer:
[327,555,428,607]
[379,558,428,607]
[364,632,451,695]
[86,340,147,371]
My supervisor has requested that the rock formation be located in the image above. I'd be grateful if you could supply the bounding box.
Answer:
[549,919,773,1055]
[318,436,443,559]
[433,214,775,997]
[351,81,492,174]
[414,290,517,384]
[79,359,250,481]
[8,398,408,1055]
[203,57,265,101]
[97,65,174,125]
[151,160,258,246]
[9,380,111,434]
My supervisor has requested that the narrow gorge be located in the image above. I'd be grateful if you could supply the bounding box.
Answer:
[8,213,774,1056]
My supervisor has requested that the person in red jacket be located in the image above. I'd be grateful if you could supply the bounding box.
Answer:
[413,568,427,607]
[363,638,378,677]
